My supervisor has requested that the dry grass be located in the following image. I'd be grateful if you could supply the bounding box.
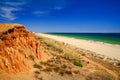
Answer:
[35,35,64,53]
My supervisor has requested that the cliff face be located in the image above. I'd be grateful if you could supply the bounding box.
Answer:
[0,24,42,73]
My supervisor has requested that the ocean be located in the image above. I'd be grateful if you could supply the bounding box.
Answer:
[47,33,120,45]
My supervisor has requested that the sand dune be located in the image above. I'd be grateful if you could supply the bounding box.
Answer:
[36,33,120,60]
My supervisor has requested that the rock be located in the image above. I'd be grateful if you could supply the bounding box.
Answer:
[109,60,117,65]
[0,24,42,73]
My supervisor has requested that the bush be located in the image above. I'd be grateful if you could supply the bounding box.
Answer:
[59,71,65,76]
[34,71,40,74]
[74,61,83,67]
[29,55,34,61]
[53,66,60,72]
[0,36,7,40]
[33,64,42,69]
[61,64,67,69]
[65,70,72,74]
[117,61,120,66]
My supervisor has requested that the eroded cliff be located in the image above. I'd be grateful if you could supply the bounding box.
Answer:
[0,24,42,73]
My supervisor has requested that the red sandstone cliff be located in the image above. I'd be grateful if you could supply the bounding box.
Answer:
[0,24,42,73]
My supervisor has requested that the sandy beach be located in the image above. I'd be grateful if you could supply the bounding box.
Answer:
[36,33,120,60]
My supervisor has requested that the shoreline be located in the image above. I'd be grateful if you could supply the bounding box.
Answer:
[47,33,120,45]
[36,33,120,60]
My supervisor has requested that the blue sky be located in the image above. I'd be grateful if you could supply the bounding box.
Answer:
[0,0,120,33]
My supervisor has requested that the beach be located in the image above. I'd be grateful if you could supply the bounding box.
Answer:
[36,33,120,60]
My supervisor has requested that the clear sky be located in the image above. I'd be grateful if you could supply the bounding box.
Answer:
[0,0,120,33]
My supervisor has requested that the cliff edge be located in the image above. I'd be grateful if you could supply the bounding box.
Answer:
[0,24,42,73]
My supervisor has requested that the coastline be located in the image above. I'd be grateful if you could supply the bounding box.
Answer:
[36,33,120,60]
[47,33,120,45]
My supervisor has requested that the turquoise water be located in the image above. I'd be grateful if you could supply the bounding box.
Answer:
[47,33,120,45]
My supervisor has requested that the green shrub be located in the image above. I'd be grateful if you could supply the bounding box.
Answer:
[74,61,83,67]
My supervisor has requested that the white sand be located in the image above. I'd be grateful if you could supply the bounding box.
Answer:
[36,33,120,60]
